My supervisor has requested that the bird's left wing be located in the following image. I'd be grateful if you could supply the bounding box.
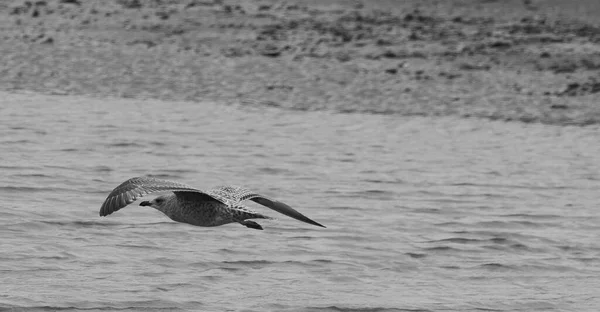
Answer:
[208,186,326,228]
[99,177,213,217]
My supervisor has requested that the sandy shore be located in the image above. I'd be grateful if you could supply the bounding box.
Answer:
[2,0,600,125]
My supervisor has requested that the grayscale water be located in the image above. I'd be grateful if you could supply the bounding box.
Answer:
[1,91,599,312]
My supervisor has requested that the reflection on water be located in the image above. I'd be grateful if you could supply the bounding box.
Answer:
[1,92,599,311]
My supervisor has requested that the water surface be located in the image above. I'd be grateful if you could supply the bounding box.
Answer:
[1,92,599,311]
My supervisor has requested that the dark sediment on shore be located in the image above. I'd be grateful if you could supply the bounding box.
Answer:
[2,0,600,125]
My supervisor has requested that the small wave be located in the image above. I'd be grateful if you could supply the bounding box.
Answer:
[405,252,426,259]
[38,220,133,228]
[328,206,363,211]
[115,244,160,250]
[146,171,190,179]
[0,165,35,170]
[478,263,515,270]
[0,186,69,193]
[331,157,355,163]
[433,221,465,227]
[489,237,508,243]
[569,257,598,263]
[93,122,116,128]
[219,259,334,268]
[311,259,333,263]
[430,237,482,244]
[363,179,404,185]
[2,139,34,144]
[154,283,193,292]
[362,190,391,194]
[511,220,556,228]
[307,306,431,312]
[107,142,145,148]
[222,260,273,266]
[450,182,573,190]
[427,235,539,252]
[436,220,553,229]
[347,189,396,200]
[2,304,188,311]
[0,266,64,273]
[157,168,190,174]
[257,167,294,175]
[9,126,28,130]
[433,237,516,246]
[509,243,530,250]
[475,262,577,272]
[321,235,370,242]
[41,255,73,261]
[288,235,316,240]
[450,230,541,241]
[421,246,460,252]
[2,221,53,232]
[11,173,53,178]
[91,165,113,172]
[45,165,80,172]
[502,213,561,219]
[440,265,460,270]
[146,169,195,180]
[419,198,479,204]
[144,173,178,179]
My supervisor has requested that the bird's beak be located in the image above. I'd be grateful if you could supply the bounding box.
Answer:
[140,201,151,206]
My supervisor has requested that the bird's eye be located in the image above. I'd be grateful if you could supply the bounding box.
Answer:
[155,198,163,204]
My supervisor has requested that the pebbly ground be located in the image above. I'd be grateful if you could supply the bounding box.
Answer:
[1,0,600,125]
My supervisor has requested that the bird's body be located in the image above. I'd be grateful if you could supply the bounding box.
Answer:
[145,192,270,228]
[99,177,325,230]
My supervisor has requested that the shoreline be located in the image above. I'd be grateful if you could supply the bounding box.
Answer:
[2,0,600,125]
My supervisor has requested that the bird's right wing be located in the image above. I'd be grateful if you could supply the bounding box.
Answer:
[99,177,214,217]
[207,185,262,204]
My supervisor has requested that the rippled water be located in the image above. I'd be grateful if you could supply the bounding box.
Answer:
[1,91,599,312]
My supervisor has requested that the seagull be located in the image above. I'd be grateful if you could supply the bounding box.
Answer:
[99,177,325,230]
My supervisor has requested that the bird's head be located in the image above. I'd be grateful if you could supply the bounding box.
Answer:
[140,195,169,211]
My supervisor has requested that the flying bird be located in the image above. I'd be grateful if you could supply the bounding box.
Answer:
[99,177,325,230]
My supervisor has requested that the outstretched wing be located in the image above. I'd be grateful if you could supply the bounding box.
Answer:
[208,186,326,228]
[99,177,208,217]
[207,186,262,204]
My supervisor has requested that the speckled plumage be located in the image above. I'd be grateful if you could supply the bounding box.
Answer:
[99,176,325,230]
